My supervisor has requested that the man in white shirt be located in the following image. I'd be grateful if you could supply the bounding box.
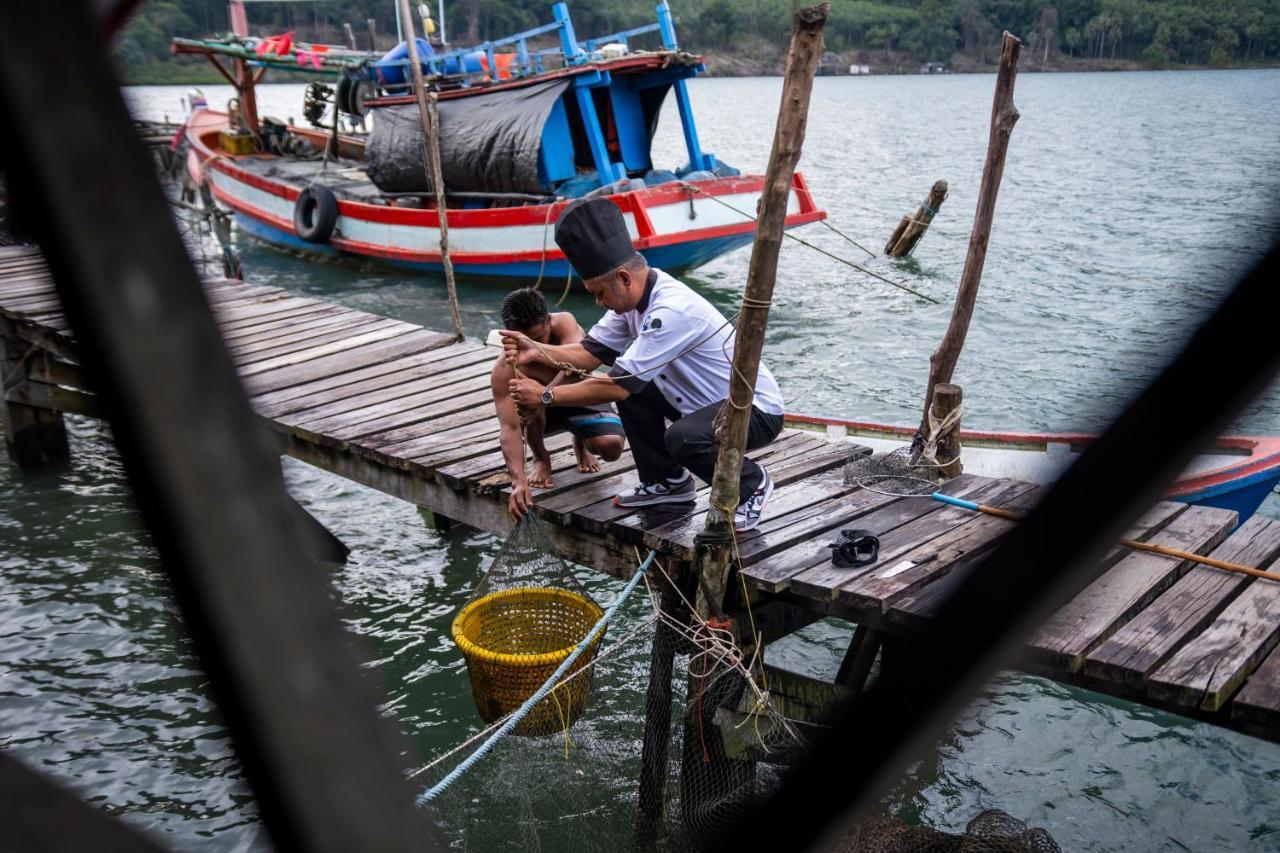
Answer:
[502,198,785,530]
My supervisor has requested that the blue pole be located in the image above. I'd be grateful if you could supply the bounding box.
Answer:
[553,2,582,65]
[418,551,657,805]
[931,492,980,512]
[656,0,677,50]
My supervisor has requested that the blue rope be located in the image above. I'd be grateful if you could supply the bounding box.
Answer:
[418,551,658,805]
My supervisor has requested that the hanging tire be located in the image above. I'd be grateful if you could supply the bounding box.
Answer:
[293,185,338,244]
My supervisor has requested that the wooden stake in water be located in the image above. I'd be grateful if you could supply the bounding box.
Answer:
[916,32,1021,445]
[885,179,948,257]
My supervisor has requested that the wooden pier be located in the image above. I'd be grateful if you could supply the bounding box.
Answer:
[4,244,1280,742]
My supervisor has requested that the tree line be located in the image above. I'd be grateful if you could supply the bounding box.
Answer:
[117,0,1280,73]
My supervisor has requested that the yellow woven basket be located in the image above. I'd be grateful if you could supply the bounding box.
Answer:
[452,586,605,736]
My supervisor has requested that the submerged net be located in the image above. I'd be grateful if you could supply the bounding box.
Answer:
[417,520,1060,852]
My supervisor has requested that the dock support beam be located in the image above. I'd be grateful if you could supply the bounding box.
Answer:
[1,319,68,469]
[633,583,680,850]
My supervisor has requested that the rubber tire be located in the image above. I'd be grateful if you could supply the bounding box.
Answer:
[293,185,338,244]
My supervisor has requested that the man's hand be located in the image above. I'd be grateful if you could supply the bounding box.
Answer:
[509,482,533,519]
[509,375,546,407]
[498,330,545,369]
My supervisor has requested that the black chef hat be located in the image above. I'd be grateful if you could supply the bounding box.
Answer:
[554,198,636,280]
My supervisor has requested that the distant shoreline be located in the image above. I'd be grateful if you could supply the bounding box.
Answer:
[117,56,1280,87]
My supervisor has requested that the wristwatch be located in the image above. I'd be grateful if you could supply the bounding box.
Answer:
[540,387,555,407]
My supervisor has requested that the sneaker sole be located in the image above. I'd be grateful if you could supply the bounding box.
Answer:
[734,476,774,532]
[614,481,696,507]
[613,490,696,508]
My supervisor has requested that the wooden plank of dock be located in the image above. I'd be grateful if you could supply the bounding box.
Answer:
[5,246,1280,743]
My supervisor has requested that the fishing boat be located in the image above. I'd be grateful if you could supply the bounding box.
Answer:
[786,415,1280,521]
[172,1,825,282]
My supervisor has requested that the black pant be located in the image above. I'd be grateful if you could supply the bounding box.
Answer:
[616,383,784,497]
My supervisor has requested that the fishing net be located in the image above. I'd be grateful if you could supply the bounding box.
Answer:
[834,810,1062,852]
[843,446,944,497]
[418,524,1060,853]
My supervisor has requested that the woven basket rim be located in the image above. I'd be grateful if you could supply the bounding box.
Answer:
[451,586,604,667]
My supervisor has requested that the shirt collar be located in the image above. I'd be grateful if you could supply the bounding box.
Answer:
[635,268,658,314]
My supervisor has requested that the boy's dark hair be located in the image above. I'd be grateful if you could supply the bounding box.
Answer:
[501,288,550,331]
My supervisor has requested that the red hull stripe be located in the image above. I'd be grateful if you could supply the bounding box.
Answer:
[784,412,1280,496]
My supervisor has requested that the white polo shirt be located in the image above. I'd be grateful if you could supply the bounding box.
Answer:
[581,268,785,417]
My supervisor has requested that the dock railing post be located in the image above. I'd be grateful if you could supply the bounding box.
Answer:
[914,33,1020,449]
[398,0,466,342]
[639,5,826,846]
[692,3,828,620]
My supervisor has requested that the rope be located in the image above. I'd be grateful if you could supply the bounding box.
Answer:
[679,183,939,305]
[916,402,964,468]
[417,550,658,805]
[818,218,877,259]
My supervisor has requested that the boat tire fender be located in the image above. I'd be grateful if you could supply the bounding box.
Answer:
[294,185,338,243]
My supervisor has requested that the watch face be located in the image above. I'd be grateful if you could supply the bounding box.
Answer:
[541,388,553,405]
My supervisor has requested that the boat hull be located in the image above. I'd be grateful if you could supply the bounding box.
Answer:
[785,415,1280,523]
[185,108,825,283]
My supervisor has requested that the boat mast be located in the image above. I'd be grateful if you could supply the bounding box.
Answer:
[228,0,261,135]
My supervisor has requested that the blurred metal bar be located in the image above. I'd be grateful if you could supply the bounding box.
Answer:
[0,5,441,851]
[713,242,1280,853]
[0,752,172,853]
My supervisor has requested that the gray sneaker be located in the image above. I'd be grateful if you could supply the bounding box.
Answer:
[734,470,774,531]
[615,471,696,508]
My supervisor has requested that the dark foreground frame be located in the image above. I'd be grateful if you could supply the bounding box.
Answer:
[0,3,1275,852]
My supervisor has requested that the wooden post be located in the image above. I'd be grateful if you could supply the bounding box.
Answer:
[397,0,465,343]
[632,582,680,850]
[915,33,1020,443]
[1,319,69,468]
[692,3,828,618]
[885,179,948,257]
[343,22,358,50]
[930,382,963,479]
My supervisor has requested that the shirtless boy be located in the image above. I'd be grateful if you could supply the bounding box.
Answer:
[491,288,625,518]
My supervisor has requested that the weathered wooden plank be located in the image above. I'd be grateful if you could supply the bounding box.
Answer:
[1148,569,1280,712]
[281,360,494,427]
[360,407,497,457]
[0,277,56,299]
[220,308,363,346]
[833,483,1041,613]
[238,327,428,378]
[574,435,848,537]
[240,329,454,393]
[540,432,816,525]
[212,294,327,324]
[1231,641,1280,733]
[1030,504,1237,672]
[217,303,344,335]
[218,306,350,342]
[250,342,488,412]
[303,388,492,444]
[230,318,403,363]
[891,499,1190,628]
[642,452,862,559]
[771,476,1015,599]
[435,431,576,490]
[1084,515,1280,688]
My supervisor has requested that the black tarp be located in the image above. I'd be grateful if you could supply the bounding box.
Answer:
[364,78,571,195]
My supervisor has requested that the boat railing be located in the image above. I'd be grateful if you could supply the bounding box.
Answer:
[378,1,678,88]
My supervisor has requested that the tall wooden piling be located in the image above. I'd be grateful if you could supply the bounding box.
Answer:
[694,3,829,617]
[398,0,465,343]
[885,179,948,257]
[916,33,1020,444]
